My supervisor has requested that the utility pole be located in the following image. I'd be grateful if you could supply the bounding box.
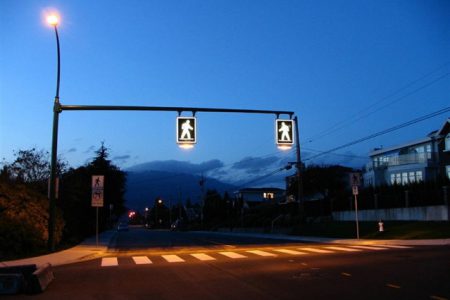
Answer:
[294,116,304,218]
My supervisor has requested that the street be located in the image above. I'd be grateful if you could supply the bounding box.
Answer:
[11,228,450,299]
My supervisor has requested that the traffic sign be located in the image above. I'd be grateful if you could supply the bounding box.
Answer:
[350,172,361,187]
[176,117,197,145]
[275,119,294,146]
[352,185,359,195]
[91,175,104,207]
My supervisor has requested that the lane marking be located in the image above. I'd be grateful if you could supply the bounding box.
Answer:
[299,247,334,254]
[132,256,152,265]
[350,245,388,250]
[379,245,412,249]
[386,283,401,289]
[273,249,307,255]
[219,252,247,259]
[190,253,216,261]
[162,255,185,263]
[101,257,118,267]
[246,250,277,257]
[430,296,449,300]
[341,272,352,277]
[324,246,362,252]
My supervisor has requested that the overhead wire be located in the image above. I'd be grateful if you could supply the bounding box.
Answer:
[304,107,450,162]
[306,62,450,143]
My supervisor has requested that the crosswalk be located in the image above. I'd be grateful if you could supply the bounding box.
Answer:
[100,244,412,267]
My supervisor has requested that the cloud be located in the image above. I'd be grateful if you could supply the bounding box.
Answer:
[113,155,131,161]
[127,159,224,174]
[67,148,77,153]
[84,145,96,154]
[231,156,280,174]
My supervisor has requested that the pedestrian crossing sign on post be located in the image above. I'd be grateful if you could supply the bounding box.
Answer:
[275,119,294,146]
[177,117,197,146]
[91,175,104,207]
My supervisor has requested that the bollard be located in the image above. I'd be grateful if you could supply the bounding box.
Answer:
[378,220,384,232]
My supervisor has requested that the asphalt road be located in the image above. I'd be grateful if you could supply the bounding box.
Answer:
[12,228,450,300]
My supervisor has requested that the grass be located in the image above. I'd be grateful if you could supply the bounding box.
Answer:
[291,221,450,239]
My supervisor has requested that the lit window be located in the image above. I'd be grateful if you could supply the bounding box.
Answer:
[446,166,450,180]
[263,193,274,199]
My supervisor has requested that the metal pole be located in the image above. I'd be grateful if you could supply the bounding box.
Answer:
[354,194,360,239]
[48,24,61,252]
[294,117,304,217]
[96,207,99,247]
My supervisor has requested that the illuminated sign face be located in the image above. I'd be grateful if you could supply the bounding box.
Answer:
[275,119,294,146]
[176,117,197,145]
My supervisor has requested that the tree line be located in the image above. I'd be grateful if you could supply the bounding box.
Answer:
[0,143,126,259]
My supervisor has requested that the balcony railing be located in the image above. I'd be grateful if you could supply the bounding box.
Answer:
[366,152,434,171]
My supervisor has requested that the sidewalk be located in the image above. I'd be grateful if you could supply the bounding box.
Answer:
[0,230,117,268]
[206,230,450,246]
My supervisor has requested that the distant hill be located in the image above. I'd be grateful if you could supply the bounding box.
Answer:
[124,170,237,211]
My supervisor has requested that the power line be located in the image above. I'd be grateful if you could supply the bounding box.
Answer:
[304,107,450,162]
[306,62,450,143]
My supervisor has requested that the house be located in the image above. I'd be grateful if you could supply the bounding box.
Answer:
[235,187,286,207]
[363,118,450,187]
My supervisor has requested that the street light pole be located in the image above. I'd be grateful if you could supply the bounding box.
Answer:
[47,14,62,252]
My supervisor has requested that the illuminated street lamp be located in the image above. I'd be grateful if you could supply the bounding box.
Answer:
[47,12,62,251]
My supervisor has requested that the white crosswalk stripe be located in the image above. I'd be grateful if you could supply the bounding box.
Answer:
[298,247,335,254]
[273,249,307,255]
[190,253,216,261]
[162,255,185,263]
[99,244,414,267]
[247,250,277,257]
[101,257,118,267]
[219,251,247,259]
[132,256,153,264]
[324,246,362,252]
[350,245,388,251]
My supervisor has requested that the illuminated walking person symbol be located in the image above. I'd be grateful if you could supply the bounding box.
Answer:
[279,122,291,142]
[180,120,194,140]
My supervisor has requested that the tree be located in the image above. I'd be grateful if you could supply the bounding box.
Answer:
[58,143,126,242]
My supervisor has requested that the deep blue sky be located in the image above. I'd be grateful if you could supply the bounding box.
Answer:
[1,0,449,185]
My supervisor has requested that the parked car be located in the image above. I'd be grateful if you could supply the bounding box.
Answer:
[117,222,129,231]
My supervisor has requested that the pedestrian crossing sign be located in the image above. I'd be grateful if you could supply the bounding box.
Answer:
[275,119,294,146]
[177,117,197,145]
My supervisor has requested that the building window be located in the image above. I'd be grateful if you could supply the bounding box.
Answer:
[416,171,423,182]
[446,166,450,180]
[263,193,274,199]
[390,174,395,185]
[395,173,401,185]
[446,134,450,151]
[409,172,416,183]
[402,173,408,185]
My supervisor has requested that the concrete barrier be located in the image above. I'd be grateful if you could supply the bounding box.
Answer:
[31,263,54,293]
[0,264,36,294]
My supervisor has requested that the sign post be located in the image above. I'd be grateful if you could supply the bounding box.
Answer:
[350,173,361,239]
[91,175,104,247]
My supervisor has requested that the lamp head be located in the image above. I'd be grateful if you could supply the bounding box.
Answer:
[47,14,59,26]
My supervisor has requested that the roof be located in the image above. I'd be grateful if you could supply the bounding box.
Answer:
[237,187,285,193]
[369,118,449,157]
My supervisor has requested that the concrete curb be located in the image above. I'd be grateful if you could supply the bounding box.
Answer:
[0,230,117,268]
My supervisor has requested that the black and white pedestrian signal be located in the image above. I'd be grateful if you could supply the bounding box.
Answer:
[177,117,197,145]
[275,119,294,146]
